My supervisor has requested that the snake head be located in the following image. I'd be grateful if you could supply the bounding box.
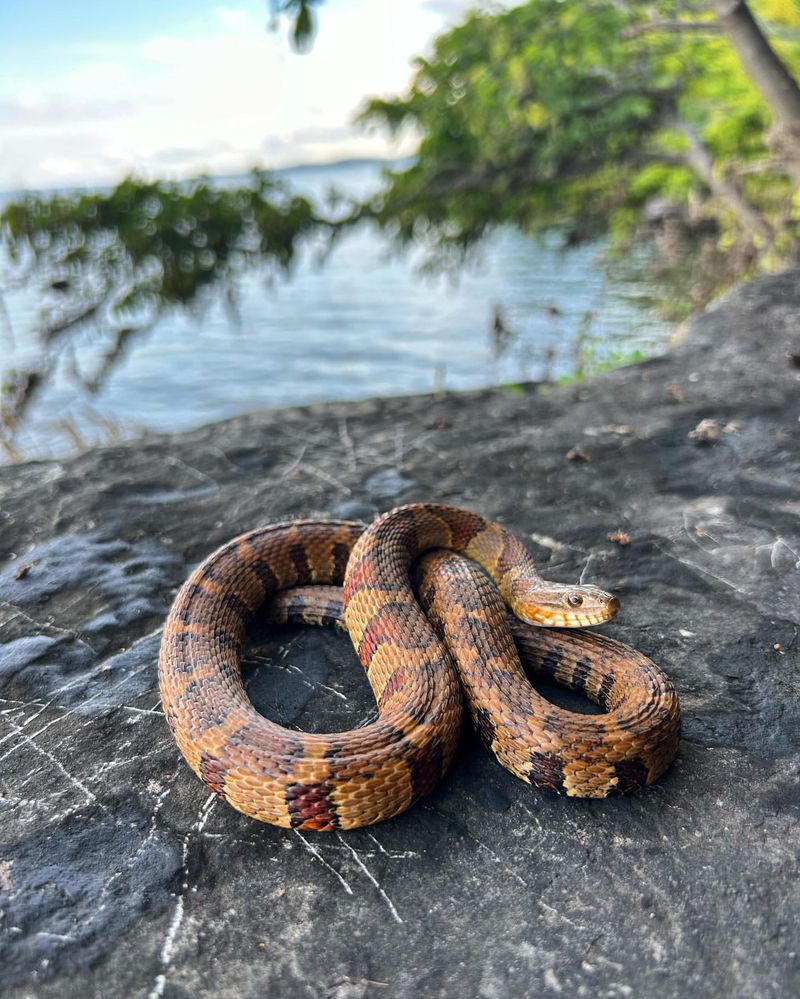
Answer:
[510,581,620,628]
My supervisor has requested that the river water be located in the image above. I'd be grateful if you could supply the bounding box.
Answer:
[0,160,671,461]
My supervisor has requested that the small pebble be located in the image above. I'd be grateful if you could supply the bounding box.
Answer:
[689,419,719,443]
[666,383,685,402]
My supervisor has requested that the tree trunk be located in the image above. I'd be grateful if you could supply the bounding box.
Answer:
[675,118,774,243]
[710,0,800,186]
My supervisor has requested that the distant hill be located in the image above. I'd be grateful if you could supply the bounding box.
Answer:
[215,156,411,185]
[0,157,413,201]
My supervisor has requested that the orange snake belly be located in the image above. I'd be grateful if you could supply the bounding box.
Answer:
[158,504,680,830]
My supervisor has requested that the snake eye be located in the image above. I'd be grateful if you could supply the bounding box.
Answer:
[567,592,583,608]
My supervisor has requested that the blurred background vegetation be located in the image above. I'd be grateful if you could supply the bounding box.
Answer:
[354,0,799,295]
[1,0,798,459]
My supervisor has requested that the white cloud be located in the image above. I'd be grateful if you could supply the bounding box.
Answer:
[39,156,85,179]
[0,1,481,191]
[0,96,135,127]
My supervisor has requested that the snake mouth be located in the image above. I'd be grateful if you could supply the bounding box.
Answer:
[519,595,620,629]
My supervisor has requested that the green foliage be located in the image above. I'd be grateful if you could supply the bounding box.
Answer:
[356,0,800,277]
[554,347,647,385]
[3,172,316,310]
[0,174,319,436]
[269,0,325,53]
[357,0,672,258]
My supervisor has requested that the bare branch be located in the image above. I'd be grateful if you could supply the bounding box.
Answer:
[671,117,774,243]
[709,0,800,186]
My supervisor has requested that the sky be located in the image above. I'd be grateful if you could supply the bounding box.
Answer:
[0,0,482,191]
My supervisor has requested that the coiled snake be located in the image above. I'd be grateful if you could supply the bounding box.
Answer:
[159,504,680,830]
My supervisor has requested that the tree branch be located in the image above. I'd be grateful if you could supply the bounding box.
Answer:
[710,0,800,186]
[672,117,773,243]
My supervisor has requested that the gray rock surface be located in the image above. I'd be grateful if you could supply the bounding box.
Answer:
[1,272,799,998]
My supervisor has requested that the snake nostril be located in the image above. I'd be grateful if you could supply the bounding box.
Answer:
[608,596,621,616]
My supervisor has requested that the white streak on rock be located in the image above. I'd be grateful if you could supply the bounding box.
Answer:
[335,833,403,925]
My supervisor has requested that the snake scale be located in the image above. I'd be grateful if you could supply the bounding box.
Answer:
[159,503,680,830]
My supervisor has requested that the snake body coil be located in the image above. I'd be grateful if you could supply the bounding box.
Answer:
[159,504,680,830]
